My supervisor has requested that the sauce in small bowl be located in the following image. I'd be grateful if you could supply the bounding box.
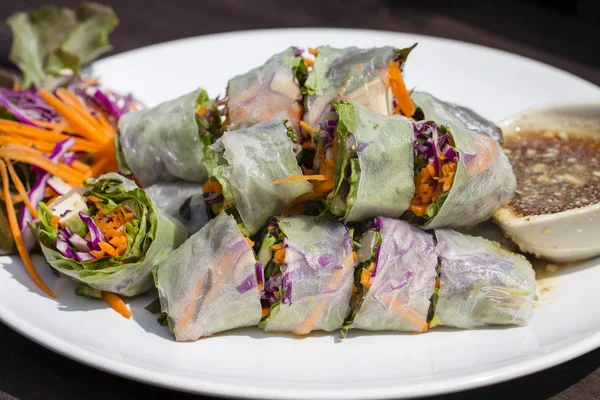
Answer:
[494,102,600,263]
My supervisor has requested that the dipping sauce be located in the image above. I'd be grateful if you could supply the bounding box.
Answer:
[503,129,600,216]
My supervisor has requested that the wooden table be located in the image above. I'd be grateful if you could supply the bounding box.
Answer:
[1,0,599,399]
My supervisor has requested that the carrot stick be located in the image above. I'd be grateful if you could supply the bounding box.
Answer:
[292,192,327,205]
[0,120,101,150]
[101,292,132,319]
[38,89,105,143]
[69,160,93,176]
[0,160,55,298]
[299,121,313,136]
[4,160,37,217]
[385,294,428,333]
[273,174,329,184]
[0,147,84,185]
[292,251,354,335]
[388,61,415,117]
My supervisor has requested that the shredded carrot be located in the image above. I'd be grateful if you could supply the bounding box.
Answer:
[90,249,105,259]
[270,242,283,252]
[301,141,315,150]
[197,106,207,115]
[281,202,306,217]
[273,174,328,184]
[360,267,372,289]
[83,78,98,85]
[388,61,415,117]
[274,249,286,264]
[0,160,55,298]
[98,242,117,257]
[292,251,353,335]
[46,195,59,206]
[203,179,223,194]
[262,307,270,318]
[4,160,37,217]
[0,147,84,185]
[291,192,326,205]
[12,81,20,91]
[39,89,107,143]
[308,47,318,56]
[304,57,314,67]
[101,292,132,319]
[299,121,313,136]
[245,237,255,247]
[50,216,60,228]
[386,294,428,333]
[352,251,357,260]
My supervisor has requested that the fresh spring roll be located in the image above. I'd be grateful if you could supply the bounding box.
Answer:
[203,118,312,236]
[154,213,262,341]
[310,100,414,221]
[303,44,416,130]
[432,229,536,328]
[144,182,208,234]
[341,217,437,337]
[258,215,354,335]
[118,88,222,187]
[226,47,307,133]
[36,173,188,296]
[405,92,516,229]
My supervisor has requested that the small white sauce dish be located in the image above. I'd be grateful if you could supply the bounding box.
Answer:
[493,101,600,263]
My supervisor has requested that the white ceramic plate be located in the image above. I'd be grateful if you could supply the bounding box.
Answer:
[1,29,600,400]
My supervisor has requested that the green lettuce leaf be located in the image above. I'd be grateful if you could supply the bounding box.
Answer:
[7,3,119,89]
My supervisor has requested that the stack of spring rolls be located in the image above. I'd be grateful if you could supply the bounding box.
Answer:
[36,44,535,341]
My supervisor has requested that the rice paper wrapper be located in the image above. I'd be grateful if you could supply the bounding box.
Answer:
[37,173,188,297]
[330,100,414,221]
[210,118,312,235]
[118,88,211,186]
[411,90,503,143]
[144,182,208,234]
[304,46,414,129]
[155,213,262,341]
[411,92,516,229]
[227,47,304,132]
[433,229,536,328]
[351,218,437,332]
[262,215,354,334]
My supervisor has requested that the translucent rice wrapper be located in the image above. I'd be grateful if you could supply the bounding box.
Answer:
[412,90,504,143]
[261,216,355,335]
[227,47,304,132]
[118,88,216,187]
[351,218,437,332]
[411,92,516,229]
[144,181,208,234]
[37,173,188,297]
[327,100,414,221]
[303,45,414,129]
[208,118,312,235]
[432,229,536,328]
[155,213,262,341]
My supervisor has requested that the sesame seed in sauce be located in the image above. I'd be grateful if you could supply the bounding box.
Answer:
[503,129,600,216]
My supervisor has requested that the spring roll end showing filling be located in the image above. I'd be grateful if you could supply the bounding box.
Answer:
[342,217,437,336]
[202,119,312,236]
[118,88,221,187]
[37,173,188,296]
[407,121,459,224]
[226,47,306,133]
[431,229,536,329]
[303,44,417,129]
[155,213,262,341]
[409,92,516,229]
[259,216,354,335]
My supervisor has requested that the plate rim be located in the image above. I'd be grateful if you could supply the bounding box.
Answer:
[2,27,600,399]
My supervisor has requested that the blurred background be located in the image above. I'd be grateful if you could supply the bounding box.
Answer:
[1,0,600,84]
